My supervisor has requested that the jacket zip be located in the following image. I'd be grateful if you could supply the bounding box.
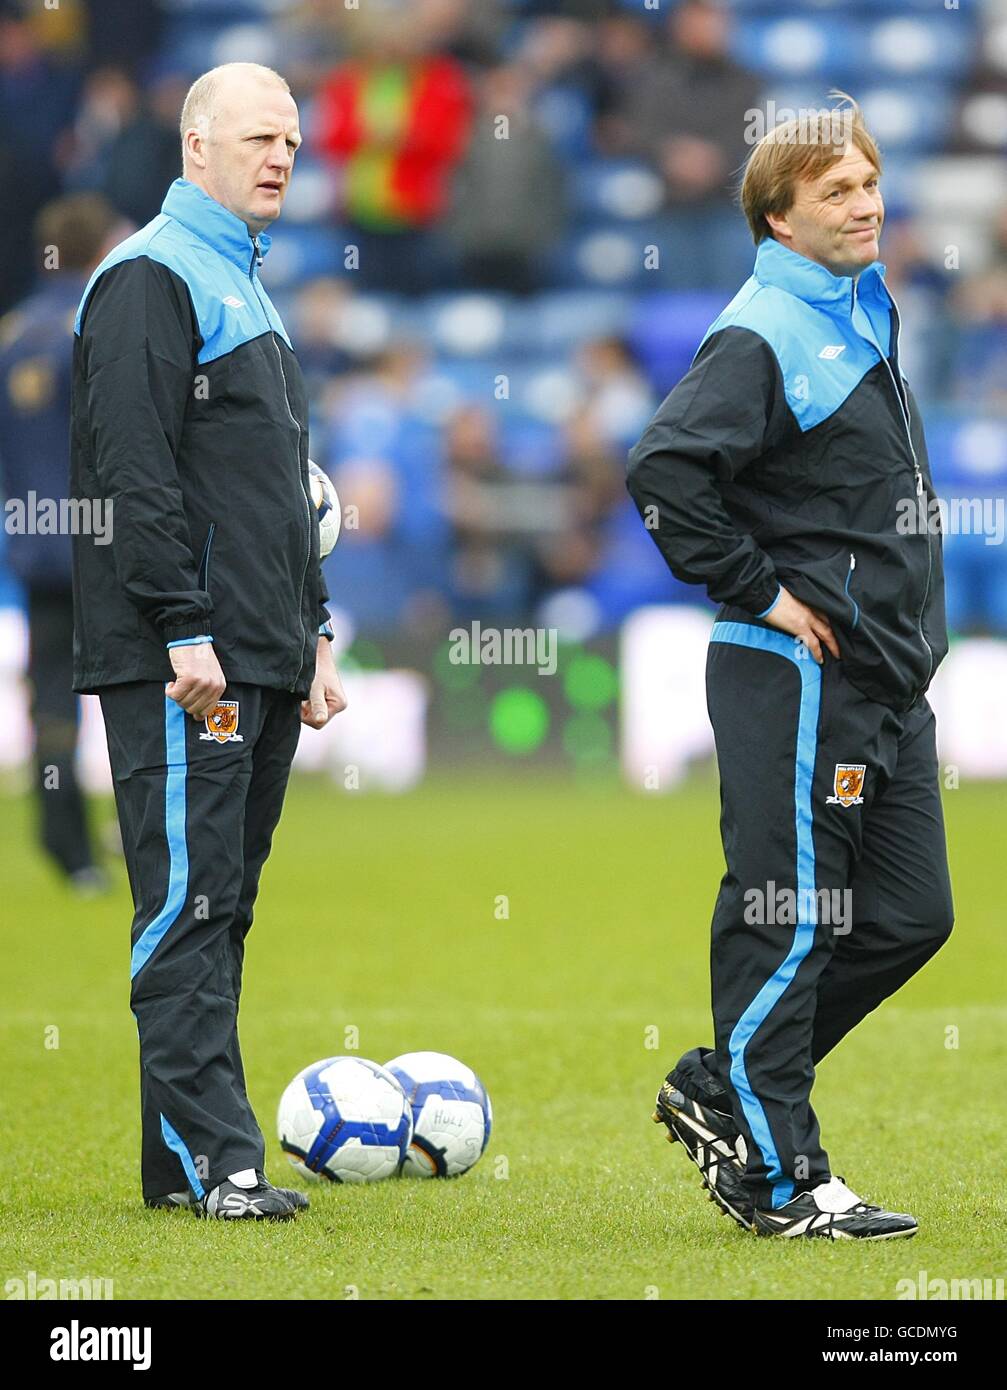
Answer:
[844,551,859,629]
[198,521,216,591]
[249,234,314,692]
[852,279,934,696]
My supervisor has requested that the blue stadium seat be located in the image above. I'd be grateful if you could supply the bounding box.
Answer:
[858,84,956,153]
[628,292,734,392]
[865,14,973,80]
[529,291,635,355]
[933,420,1007,623]
[159,0,274,17]
[942,413,1007,487]
[420,295,511,359]
[921,410,1007,632]
[421,358,503,404]
[733,13,974,80]
[718,0,980,14]
[532,84,595,160]
[549,224,659,291]
[453,358,580,442]
[950,326,1007,409]
[278,156,336,225]
[586,499,691,629]
[259,226,343,290]
[406,301,539,361]
[160,8,281,72]
[756,82,955,154]
[570,160,666,225]
[920,413,963,491]
[499,410,566,477]
[0,530,23,612]
[732,17,868,79]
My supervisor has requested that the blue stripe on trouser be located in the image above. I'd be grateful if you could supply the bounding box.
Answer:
[159,1113,205,1200]
[130,696,189,979]
[128,697,199,1194]
[709,621,822,1210]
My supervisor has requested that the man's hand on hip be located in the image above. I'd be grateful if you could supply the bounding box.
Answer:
[763,587,840,665]
[301,636,348,729]
[165,643,227,718]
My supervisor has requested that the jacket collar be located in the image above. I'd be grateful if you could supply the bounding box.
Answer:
[161,178,272,273]
[754,236,890,314]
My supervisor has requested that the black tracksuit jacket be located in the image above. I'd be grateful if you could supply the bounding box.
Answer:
[627,236,948,713]
[70,178,330,700]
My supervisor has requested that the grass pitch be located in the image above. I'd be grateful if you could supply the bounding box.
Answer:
[1,771,1003,1300]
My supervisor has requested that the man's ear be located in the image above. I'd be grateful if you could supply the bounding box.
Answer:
[764,210,793,244]
[183,129,207,171]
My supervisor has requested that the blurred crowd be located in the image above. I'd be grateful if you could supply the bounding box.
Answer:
[2,0,1007,639]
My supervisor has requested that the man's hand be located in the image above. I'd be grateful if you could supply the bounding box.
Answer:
[300,636,348,728]
[763,586,840,665]
[165,642,227,718]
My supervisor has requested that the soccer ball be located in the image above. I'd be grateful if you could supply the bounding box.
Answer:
[277,1056,412,1183]
[308,459,340,557]
[385,1051,492,1178]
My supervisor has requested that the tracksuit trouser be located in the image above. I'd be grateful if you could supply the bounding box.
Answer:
[98,680,301,1202]
[685,608,954,1211]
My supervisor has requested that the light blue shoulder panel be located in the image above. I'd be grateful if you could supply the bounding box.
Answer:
[74,216,291,364]
[695,278,884,433]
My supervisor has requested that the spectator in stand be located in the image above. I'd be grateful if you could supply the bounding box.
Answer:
[101,63,191,226]
[565,337,684,623]
[616,0,760,289]
[950,204,1007,410]
[525,344,655,614]
[591,11,655,158]
[63,64,187,226]
[0,1,82,312]
[444,405,544,618]
[515,13,600,100]
[315,5,472,294]
[323,345,451,629]
[290,277,355,437]
[872,213,951,406]
[947,18,1007,158]
[61,65,136,183]
[573,336,655,451]
[530,408,619,608]
[447,63,566,295]
[443,400,621,620]
[0,193,126,893]
[80,0,162,76]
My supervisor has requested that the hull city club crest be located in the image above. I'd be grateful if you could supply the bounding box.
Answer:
[200,700,244,744]
[827,762,866,807]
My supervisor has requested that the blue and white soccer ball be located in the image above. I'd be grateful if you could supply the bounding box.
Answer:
[277,1056,412,1183]
[308,459,340,557]
[385,1051,492,1178]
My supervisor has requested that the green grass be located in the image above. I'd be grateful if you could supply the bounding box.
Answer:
[1,771,1003,1300]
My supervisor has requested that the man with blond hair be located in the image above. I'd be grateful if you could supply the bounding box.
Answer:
[628,96,952,1239]
[71,63,347,1220]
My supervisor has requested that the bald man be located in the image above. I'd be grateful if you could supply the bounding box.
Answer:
[70,63,347,1220]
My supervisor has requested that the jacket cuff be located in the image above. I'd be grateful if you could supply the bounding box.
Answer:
[161,617,214,646]
[753,584,783,619]
[319,621,334,642]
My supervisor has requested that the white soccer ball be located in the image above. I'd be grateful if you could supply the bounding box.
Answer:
[385,1051,492,1178]
[277,1056,412,1183]
[308,459,340,557]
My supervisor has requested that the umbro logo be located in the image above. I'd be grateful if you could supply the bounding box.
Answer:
[818,344,846,359]
[222,296,245,309]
